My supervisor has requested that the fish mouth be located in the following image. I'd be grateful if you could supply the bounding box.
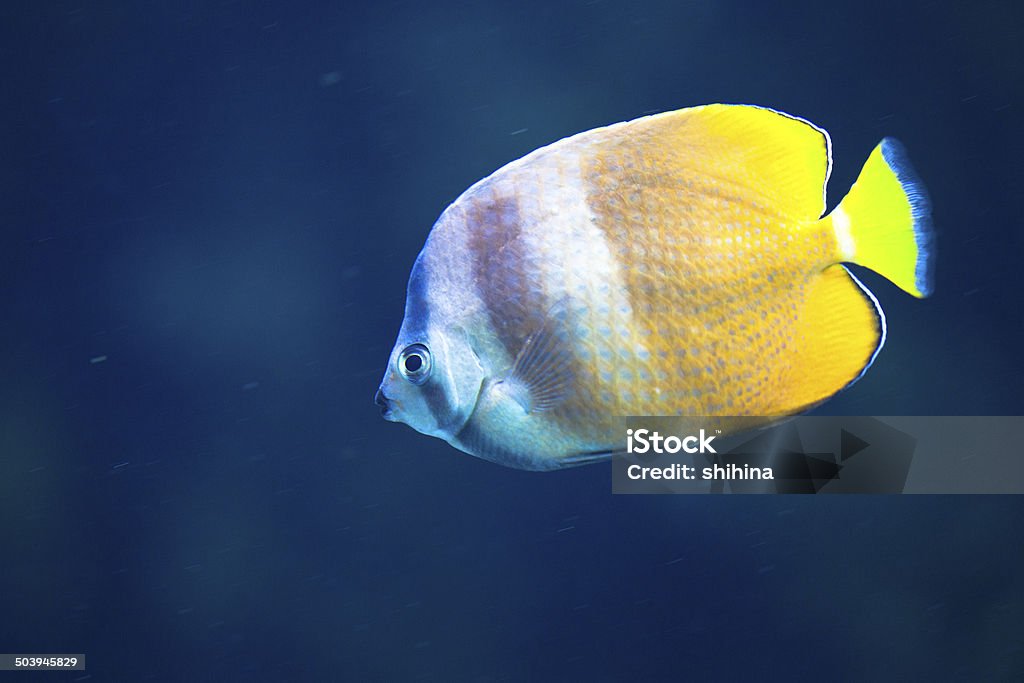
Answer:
[374,387,397,421]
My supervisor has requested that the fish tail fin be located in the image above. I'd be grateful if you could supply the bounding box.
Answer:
[826,138,934,297]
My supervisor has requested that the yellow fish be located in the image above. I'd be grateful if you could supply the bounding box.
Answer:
[375,104,934,470]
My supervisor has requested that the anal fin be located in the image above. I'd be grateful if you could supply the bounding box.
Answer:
[783,265,884,412]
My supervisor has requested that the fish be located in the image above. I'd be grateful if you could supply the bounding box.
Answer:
[375,104,934,471]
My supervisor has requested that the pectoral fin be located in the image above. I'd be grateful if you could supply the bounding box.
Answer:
[500,306,575,414]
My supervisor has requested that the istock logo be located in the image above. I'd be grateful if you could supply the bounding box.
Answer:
[626,428,717,454]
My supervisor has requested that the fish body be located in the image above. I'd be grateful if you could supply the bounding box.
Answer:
[376,104,934,471]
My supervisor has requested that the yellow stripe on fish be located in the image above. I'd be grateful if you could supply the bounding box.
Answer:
[376,104,934,471]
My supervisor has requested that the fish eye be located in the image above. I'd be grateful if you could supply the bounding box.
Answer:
[398,343,432,385]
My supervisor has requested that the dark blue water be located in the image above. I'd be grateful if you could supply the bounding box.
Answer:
[3,1,1022,680]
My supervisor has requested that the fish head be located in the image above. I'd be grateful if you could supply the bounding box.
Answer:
[376,256,486,442]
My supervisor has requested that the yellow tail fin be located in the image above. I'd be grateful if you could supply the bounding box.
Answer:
[827,138,934,297]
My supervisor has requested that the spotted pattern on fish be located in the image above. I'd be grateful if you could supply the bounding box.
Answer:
[377,104,935,470]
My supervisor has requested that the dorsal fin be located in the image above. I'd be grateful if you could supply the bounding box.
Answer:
[589,104,833,220]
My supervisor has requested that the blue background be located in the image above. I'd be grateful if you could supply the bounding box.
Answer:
[2,1,1023,680]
